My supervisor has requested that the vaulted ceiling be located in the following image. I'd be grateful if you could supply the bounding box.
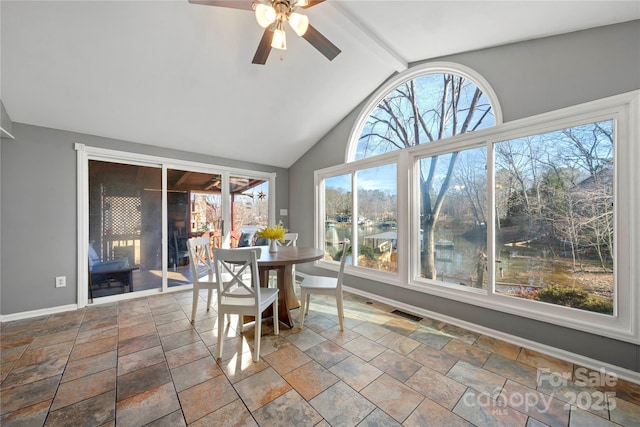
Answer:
[2,1,638,168]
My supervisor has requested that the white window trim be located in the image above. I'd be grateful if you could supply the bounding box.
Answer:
[315,151,407,284]
[346,61,504,162]
[316,90,640,344]
[75,144,276,308]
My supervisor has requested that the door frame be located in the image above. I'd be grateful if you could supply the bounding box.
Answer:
[76,144,276,307]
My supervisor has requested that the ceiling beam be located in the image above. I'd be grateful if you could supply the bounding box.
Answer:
[175,171,192,187]
[1,101,15,139]
[204,179,221,191]
[328,1,408,73]
[1,126,15,140]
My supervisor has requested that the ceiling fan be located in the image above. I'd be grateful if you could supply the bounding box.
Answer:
[188,0,341,65]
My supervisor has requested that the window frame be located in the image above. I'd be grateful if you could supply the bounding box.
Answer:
[346,62,503,162]
[315,151,404,284]
[315,88,640,343]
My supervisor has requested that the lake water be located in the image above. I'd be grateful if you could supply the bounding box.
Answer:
[326,223,486,282]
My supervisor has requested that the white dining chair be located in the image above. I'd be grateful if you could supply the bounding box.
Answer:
[298,240,350,331]
[278,232,298,247]
[213,247,279,362]
[187,236,216,324]
[269,232,299,287]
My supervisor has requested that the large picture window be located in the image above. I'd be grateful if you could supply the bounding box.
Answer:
[357,164,398,272]
[316,62,638,342]
[320,164,398,273]
[417,147,488,288]
[494,121,614,314]
[324,174,352,260]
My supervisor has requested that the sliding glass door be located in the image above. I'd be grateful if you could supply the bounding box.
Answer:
[166,169,224,287]
[82,147,276,303]
[88,160,162,297]
[229,175,270,247]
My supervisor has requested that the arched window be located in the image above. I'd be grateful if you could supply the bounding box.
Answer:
[316,60,639,340]
[349,63,501,161]
[339,63,501,277]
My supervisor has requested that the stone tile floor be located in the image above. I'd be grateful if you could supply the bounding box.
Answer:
[1,289,640,426]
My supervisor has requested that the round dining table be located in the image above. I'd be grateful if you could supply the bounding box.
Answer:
[255,246,325,328]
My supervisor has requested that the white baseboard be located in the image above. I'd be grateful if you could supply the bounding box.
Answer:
[0,285,193,321]
[343,285,640,385]
[0,304,78,323]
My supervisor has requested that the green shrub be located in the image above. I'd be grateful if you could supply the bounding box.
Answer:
[537,284,613,314]
[333,245,352,261]
[358,245,376,260]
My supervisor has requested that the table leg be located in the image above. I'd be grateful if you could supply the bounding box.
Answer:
[259,268,270,289]
[258,265,299,328]
[125,271,133,292]
[281,265,300,310]
[276,266,300,328]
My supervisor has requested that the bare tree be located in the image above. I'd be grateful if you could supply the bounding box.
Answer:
[553,190,583,269]
[325,187,351,220]
[560,124,613,181]
[499,122,614,272]
[495,139,539,222]
[584,188,614,270]
[454,150,488,227]
[359,74,492,279]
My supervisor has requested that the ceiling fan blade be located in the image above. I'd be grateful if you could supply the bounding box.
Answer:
[187,0,253,11]
[300,0,325,9]
[302,24,341,61]
[252,28,272,65]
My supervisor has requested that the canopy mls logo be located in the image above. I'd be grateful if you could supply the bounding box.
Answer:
[463,367,619,417]
[462,388,556,416]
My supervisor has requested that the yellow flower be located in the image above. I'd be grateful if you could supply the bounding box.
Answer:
[256,223,287,242]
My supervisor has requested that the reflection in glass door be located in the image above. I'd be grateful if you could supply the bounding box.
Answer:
[88,160,162,298]
[229,176,269,247]
[167,169,224,287]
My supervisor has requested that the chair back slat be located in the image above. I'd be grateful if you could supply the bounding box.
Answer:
[336,240,350,291]
[213,247,262,303]
[276,232,298,247]
[187,236,214,284]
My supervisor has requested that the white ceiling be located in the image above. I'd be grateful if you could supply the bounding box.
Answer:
[2,1,638,168]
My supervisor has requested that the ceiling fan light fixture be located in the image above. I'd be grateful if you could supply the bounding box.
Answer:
[193,0,340,64]
[271,23,287,50]
[255,3,276,28]
[288,12,309,36]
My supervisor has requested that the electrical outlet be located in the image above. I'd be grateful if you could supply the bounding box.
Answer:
[280,209,288,216]
[55,276,66,288]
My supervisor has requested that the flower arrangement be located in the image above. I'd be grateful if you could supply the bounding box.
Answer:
[256,222,287,242]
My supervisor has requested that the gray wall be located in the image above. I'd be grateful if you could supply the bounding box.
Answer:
[290,21,640,371]
[0,124,288,315]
